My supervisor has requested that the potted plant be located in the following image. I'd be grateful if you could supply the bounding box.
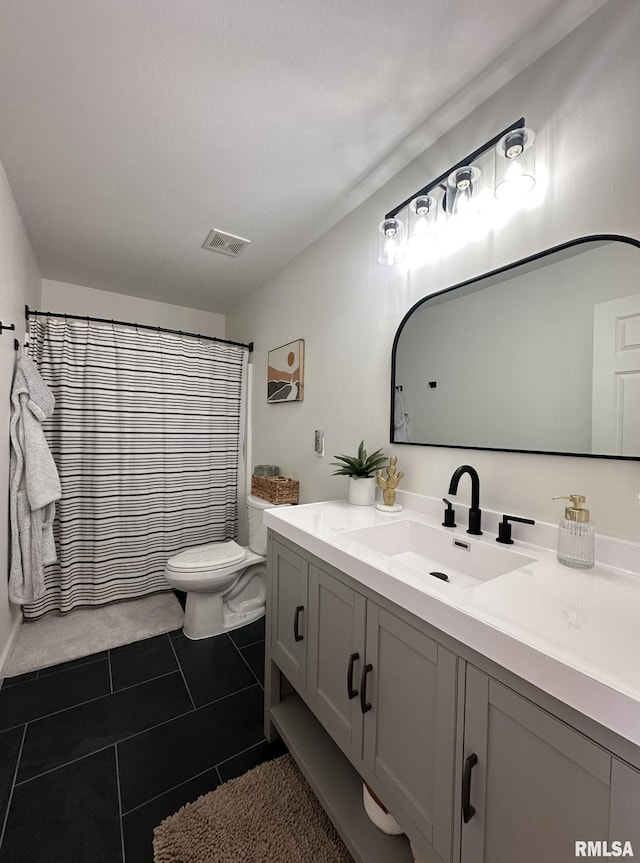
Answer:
[331,440,388,506]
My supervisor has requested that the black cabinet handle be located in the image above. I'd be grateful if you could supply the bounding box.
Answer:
[347,652,360,699]
[360,663,373,713]
[293,605,304,642]
[462,753,478,823]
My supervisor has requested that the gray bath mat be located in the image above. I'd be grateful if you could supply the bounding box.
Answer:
[153,754,354,863]
[5,591,184,677]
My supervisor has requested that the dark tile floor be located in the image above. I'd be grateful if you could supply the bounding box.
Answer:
[0,616,287,863]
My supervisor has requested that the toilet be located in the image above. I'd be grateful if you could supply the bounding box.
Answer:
[164,494,284,640]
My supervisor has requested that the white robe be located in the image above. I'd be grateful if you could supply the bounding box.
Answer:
[9,355,62,604]
[394,389,410,442]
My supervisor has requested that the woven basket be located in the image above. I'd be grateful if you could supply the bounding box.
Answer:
[251,475,299,505]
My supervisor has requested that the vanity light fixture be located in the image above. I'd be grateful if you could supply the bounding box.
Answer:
[378,117,536,265]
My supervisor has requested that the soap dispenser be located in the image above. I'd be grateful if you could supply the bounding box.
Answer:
[553,495,594,569]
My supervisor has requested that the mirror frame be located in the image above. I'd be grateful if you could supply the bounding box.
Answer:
[390,234,640,460]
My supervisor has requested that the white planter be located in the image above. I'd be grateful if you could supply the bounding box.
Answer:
[348,476,376,506]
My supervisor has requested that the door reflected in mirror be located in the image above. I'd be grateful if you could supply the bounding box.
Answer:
[391,236,640,459]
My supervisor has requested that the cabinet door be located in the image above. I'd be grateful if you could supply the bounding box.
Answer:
[461,665,611,863]
[610,759,640,851]
[362,604,457,861]
[307,565,366,757]
[270,541,308,688]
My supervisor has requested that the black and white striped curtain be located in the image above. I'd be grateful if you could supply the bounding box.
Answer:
[24,316,247,619]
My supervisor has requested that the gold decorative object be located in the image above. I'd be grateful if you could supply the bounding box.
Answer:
[376,456,404,507]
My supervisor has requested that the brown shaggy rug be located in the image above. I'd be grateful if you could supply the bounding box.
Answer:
[153,754,354,862]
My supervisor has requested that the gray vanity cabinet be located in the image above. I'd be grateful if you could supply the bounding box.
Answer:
[307,564,366,756]
[610,759,640,850]
[308,573,458,854]
[461,665,612,863]
[362,602,458,860]
[270,540,309,688]
[270,537,458,861]
[268,533,640,863]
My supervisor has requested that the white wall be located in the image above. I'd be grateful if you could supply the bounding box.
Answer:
[41,280,226,337]
[227,0,640,542]
[0,159,41,672]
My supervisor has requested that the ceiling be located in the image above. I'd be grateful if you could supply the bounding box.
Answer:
[0,0,608,314]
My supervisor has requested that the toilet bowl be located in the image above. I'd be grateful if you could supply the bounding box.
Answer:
[164,494,284,640]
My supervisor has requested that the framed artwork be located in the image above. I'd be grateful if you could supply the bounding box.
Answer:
[267,339,305,403]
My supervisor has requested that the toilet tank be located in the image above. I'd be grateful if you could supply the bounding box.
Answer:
[246,493,286,555]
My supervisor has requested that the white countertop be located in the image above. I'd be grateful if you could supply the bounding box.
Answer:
[264,492,640,748]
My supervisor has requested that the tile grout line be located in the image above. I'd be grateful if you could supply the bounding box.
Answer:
[228,633,264,690]
[1,653,108,690]
[215,737,272,770]
[0,723,27,852]
[121,736,274,816]
[108,648,114,695]
[122,764,219,817]
[229,634,265,650]
[0,669,183,735]
[167,633,196,711]
[113,744,126,863]
[13,682,262,789]
[13,702,197,789]
[158,683,262,720]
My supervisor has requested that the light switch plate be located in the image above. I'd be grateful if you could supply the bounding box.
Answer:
[314,430,324,457]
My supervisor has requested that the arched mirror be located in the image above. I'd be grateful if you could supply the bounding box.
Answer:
[391,235,640,459]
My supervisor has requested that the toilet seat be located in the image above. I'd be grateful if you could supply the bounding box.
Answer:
[166,540,248,574]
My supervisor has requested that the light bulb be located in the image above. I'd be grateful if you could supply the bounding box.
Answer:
[495,127,536,200]
[384,235,397,262]
[377,218,405,265]
[407,194,438,254]
[446,166,482,230]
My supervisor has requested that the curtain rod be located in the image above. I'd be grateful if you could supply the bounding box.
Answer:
[25,306,253,352]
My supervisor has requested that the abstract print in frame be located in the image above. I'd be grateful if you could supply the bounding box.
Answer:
[267,339,305,403]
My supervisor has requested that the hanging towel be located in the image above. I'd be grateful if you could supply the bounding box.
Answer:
[9,355,62,604]
[394,388,410,442]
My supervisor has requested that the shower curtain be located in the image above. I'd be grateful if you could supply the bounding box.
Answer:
[24,316,248,620]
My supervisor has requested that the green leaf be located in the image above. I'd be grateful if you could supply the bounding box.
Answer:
[330,441,388,478]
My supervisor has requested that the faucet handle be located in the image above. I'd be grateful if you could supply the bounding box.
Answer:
[496,514,535,544]
[442,498,456,528]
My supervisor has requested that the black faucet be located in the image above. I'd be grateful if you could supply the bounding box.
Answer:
[448,465,482,535]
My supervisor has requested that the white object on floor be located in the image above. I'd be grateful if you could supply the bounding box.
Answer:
[164,494,287,640]
[4,591,183,677]
[362,783,403,835]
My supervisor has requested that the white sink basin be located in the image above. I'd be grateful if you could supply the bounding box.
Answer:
[339,520,536,589]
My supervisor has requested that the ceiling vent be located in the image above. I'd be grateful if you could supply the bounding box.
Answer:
[202,228,251,258]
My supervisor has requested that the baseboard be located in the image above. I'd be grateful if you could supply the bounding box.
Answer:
[0,610,23,683]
